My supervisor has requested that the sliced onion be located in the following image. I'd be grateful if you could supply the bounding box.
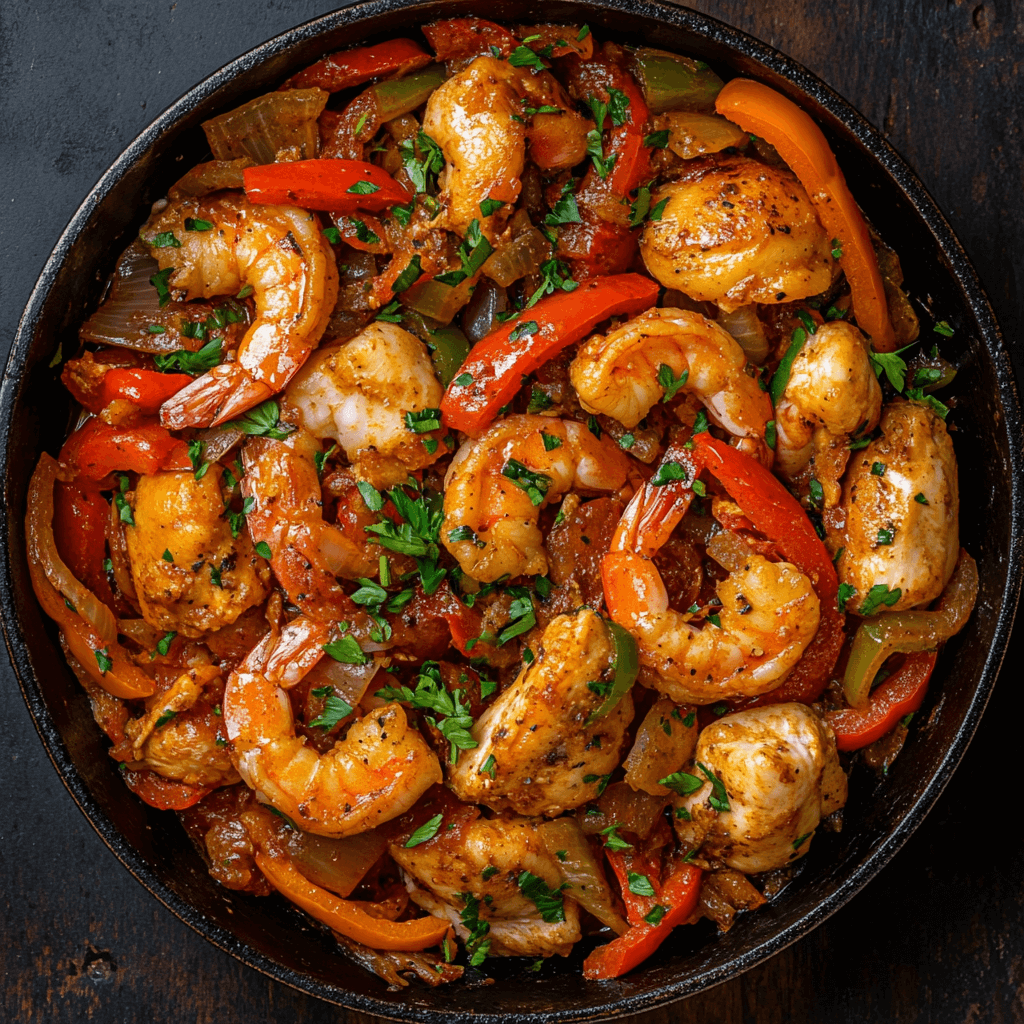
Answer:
[481,227,549,287]
[169,157,253,199]
[196,426,244,466]
[79,241,192,353]
[289,828,390,898]
[304,654,382,708]
[623,697,698,796]
[461,277,508,343]
[106,497,138,607]
[654,111,747,160]
[717,304,770,364]
[538,818,628,935]
[578,782,669,840]
[28,454,117,644]
[203,88,328,164]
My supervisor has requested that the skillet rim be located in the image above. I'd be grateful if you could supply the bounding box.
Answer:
[1,0,1021,1019]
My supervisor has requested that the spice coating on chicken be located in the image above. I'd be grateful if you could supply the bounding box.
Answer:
[449,609,635,815]
[390,817,580,957]
[676,703,847,873]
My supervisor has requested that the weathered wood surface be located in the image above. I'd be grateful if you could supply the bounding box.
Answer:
[0,1,1021,1021]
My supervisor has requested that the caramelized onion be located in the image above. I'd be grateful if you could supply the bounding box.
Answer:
[289,828,390,898]
[28,454,117,644]
[106,497,138,607]
[169,157,253,199]
[461,278,508,343]
[654,111,747,159]
[203,88,328,164]
[403,277,475,325]
[481,227,549,287]
[79,241,192,353]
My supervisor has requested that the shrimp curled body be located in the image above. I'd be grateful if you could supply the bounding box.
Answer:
[143,193,338,429]
[570,308,774,464]
[442,414,642,583]
[223,617,442,837]
[604,473,820,704]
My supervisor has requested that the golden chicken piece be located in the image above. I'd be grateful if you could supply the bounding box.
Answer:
[126,467,270,637]
[125,666,239,787]
[831,399,958,612]
[675,703,847,873]
[390,817,581,958]
[449,609,634,815]
[640,156,835,310]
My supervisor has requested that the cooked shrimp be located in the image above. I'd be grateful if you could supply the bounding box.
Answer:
[442,414,642,583]
[286,321,443,488]
[125,665,239,788]
[450,609,635,816]
[125,467,270,637]
[223,617,442,837]
[774,320,882,478]
[142,192,338,429]
[241,429,378,621]
[831,399,958,611]
[604,475,820,704]
[674,704,847,872]
[391,817,581,957]
[422,55,525,241]
[570,307,774,464]
[640,156,835,311]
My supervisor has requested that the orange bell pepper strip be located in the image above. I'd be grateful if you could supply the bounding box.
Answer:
[255,851,452,951]
[694,434,844,705]
[440,273,659,435]
[583,860,702,980]
[715,78,896,351]
[282,38,432,92]
[96,368,194,416]
[59,418,183,481]
[243,160,411,213]
[826,651,937,751]
[121,768,213,810]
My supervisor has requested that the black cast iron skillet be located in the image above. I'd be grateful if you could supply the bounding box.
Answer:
[1,1,1020,1019]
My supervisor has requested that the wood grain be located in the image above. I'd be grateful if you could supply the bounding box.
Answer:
[0,1,1021,1021]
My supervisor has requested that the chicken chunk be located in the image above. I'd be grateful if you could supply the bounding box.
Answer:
[390,817,580,957]
[640,156,834,311]
[126,468,270,637]
[448,609,635,816]
[676,703,847,873]
[831,399,958,612]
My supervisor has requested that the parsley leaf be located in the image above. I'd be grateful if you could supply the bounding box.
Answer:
[404,812,443,847]
[309,692,354,730]
[628,872,656,897]
[658,771,703,796]
[399,131,444,194]
[404,408,442,434]
[697,762,730,811]
[657,363,688,402]
[347,179,381,196]
[837,582,857,613]
[501,459,551,505]
[460,893,491,965]
[153,336,222,376]
[859,584,902,616]
[518,871,567,923]
[219,399,294,440]
[322,626,368,665]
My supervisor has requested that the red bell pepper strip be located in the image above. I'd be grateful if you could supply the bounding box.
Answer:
[694,434,844,705]
[121,768,213,811]
[282,38,432,92]
[59,418,184,481]
[604,847,664,926]
[97,368,194,415]
[715,79,896,351]
[53,480,119,611]
[440,273,659,435]
[422,17,520,60]
[583,860,702,980]
[826,651,937,751]
[243,160,411,213]
[557,217,639,279]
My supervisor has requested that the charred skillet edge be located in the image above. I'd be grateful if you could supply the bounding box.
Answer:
[1,0,1021,1020]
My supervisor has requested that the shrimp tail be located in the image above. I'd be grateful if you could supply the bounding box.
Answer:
[160,363,273,429]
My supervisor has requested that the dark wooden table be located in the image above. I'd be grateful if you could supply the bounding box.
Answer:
[1,1,1021,1021]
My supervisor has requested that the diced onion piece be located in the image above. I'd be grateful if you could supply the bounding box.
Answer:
[654,111,747,159]
[289,828,390,898]
[203,88,328,164]
[717,304,770,364]
[623,698,698,797]
[481,228,549,287]
[403,277,475,326]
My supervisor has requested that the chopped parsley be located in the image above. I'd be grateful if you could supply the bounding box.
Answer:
[501,459,551,506]
[220,399,294,440]
[657,363,688,402]
[153,336,223,376]
[859,584,902,616]
[404,812,443,848]
[627,872,656,897]
[517,871,568,923]
[309,689,354,731]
